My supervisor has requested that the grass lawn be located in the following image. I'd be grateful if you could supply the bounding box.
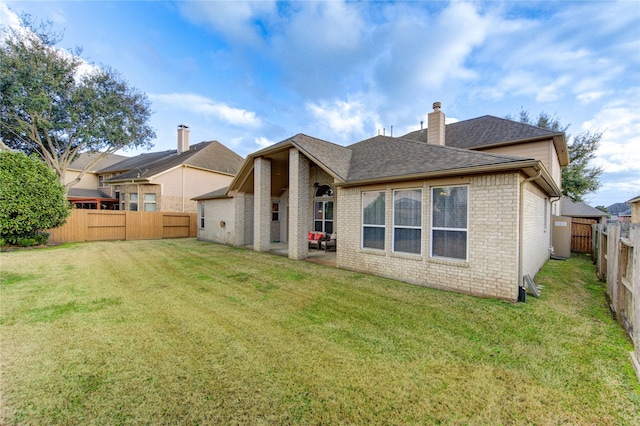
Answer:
[1,239,639,424]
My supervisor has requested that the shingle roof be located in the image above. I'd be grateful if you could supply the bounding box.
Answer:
[192,187,230,200]
[560,196,607,218]
[401,115,561,149]
[68,152,129,171]
[104,141,244,182]
[345,135,532,182]
[67,188,115,199]
[291,134,352,181]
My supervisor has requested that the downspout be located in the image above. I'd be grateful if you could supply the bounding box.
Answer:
[518,168,542,298]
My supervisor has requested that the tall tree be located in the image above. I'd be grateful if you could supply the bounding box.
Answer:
[0,17,155,191]
[507,109,603,202]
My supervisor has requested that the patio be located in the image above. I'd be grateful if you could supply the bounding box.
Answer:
[267,242,337,267]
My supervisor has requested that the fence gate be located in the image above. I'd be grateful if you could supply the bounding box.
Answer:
[571,218,596,253]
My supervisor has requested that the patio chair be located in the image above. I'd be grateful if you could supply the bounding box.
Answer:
[321,233,337,251]
[308,232,325,250]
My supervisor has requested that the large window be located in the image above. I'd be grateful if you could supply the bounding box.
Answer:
[314,184,334,233]
[314,201,333,233]
[393,189,422,254]
[129,193,138,211]
[431,186,468,260]
[362,191,385,250]
[143,193,156,212]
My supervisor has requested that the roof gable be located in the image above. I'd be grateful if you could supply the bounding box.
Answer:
[68,152,129,172]
[560,196,607,218]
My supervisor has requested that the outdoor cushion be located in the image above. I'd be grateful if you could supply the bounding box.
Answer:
[314,233,324,241]
[308,232,315,240]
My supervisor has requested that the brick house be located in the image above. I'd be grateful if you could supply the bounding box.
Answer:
[195,103,569,301]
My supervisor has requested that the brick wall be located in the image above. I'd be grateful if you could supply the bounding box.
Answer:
[337,173,521,301]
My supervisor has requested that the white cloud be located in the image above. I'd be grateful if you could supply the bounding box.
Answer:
[306,96,375,142]
[179,1,276,46]
[150,93,262,128]
[254,136,275,149]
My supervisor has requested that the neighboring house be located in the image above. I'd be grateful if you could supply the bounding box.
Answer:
[195,103,569,301]
[626,195,640,224]
[66,125,244,213]
[607,202,632,222]
[65,152,129,209]
[559,196,608,223]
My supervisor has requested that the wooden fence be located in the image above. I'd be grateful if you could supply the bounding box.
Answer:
[593,222,639,381]
[47,210,197,243]
[571,217,596,253]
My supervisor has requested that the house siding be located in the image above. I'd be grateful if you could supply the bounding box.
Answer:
[65,169,98,189]
[156,166,234,213]
[482,140,561,188]
[337,173,520,301]
[522,181,551,280]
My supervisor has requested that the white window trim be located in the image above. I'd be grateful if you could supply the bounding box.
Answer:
[361,191,386,251]
[199,203,205,229]
[392,189,422,255]
[430,185,469,261]
[143,193,157,212]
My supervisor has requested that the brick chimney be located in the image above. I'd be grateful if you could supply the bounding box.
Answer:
[177,124,190,153]
[427,102,445,145]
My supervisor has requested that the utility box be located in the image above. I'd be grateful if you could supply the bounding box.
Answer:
[552,215,572,258]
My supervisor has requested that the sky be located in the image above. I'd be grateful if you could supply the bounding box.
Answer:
[2,0,639,208]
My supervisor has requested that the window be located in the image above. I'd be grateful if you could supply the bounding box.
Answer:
[143,193,156,212]
[393,189,422,254]
[314,201,334,233]
[120,191,125,211]
[129,193,138,211]
[313,184,334,233]
[199,203,205,229]
[431,186,468,260]
[272,202,279,221]
[98,174,111,188]
[362,191,385,250]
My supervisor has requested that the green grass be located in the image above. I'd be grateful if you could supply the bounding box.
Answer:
[1,239,638,425]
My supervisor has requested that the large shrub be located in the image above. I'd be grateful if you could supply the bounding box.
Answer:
[0,150,71,243]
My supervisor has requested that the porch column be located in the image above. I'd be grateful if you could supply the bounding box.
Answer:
[253,157,271,252]
[288,148,309,260]
[233,192,246,246]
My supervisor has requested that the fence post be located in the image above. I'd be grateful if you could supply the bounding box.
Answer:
[607,224,620,313]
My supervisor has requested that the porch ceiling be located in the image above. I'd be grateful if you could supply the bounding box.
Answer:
[237,150,291,196]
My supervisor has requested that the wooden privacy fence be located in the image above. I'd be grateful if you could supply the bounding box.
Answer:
[593,222,639,381]
[571,217,596,253]
[47,210,197,243]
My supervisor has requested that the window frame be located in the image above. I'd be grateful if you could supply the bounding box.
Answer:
[272,202,280,222]
[143,193,156,212]
[129,193,138,211]
[361,191,386,250]
[392,188,422,255]
[199,203,205,229]
[430,185,469,261]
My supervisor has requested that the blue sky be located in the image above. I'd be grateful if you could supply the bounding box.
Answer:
[2,0,639,208]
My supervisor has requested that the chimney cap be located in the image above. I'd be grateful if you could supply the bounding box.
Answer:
[178,124,190,130]
[433,102,442,111]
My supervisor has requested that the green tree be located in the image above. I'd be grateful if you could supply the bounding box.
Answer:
[0,17,155,192]
[507,109,603,202]
[0,150,71,243]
